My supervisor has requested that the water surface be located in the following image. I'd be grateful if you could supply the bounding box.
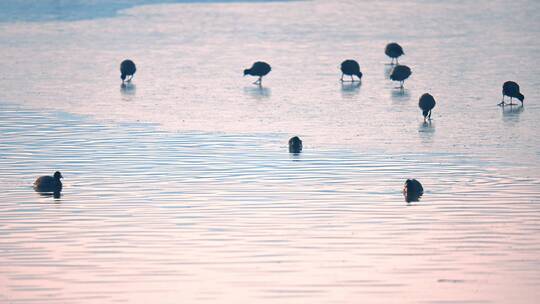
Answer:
[1,0,540,303]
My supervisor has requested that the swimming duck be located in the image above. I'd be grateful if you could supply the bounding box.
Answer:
[289,136,303,153]
[34,171,63,193]
[403,179,423,202]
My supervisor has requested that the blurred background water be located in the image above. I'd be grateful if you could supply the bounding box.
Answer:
[1,0,540,303]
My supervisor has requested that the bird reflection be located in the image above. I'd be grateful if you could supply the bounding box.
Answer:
[120,83,136,96]
[341,81,361,98]
[501,104,524,123]
[243,85,271,99]
[391,88,410,101]
[384,64,394,79]
[36,190,62,199]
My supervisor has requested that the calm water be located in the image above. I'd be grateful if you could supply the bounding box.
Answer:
[1,0,540,303]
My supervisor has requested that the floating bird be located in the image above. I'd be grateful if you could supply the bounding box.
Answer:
[390,65,412,89]
[340,60,363,82]
[244,61,271,85]
[289,136,303,154]
[120,59,136,83]
[385,42,404,64]
[33,171,63,193]
[419,93,436,122]
[403,179,423,202]
[499,81,524,106]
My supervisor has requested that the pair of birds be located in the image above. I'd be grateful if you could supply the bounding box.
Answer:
[34,169,424,203]
[120,59,273,86]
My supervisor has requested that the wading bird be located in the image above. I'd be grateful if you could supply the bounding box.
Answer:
[340,59,363,82]
[244,61,271,85]
[499,81,524,106]
[120,59,136,83]
[385,42,404,64]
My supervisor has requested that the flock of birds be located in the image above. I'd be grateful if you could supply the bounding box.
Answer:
[34,42,527,203]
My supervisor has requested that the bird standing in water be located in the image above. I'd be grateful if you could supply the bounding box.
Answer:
[34,171,63,193]
[340,59,363,82]
[419,93,436,122]
[244,61,271,85]
[120,59,136,84]
[499,81,524,106]
[385,42,404,65]
[390,65,412,89]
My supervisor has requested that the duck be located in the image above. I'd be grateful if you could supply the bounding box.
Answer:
[34,171,63,193]
[499,81,524,106]
[419,93,436,122]
[390,65,412,88]
[385,42,404,64]
[288,136,303,153]
[244,61,271,85]
[120,59,136,83]
[403,179,423,202]
[340,60,363,82]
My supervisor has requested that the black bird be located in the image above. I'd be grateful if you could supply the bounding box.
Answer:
[340,60,363,82]
[390,65,412,89]
[120,59,136,83]
[403,179,423,202]
[244,61,271,85]
[34,171,63,193]
[385,42,404,64]
[289,136,303,153]
[419,93,436,122]
[499,81,524,106]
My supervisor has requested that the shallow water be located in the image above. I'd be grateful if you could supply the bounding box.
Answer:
[1,0,540,303]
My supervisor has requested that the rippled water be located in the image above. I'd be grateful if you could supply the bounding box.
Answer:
[1,0,540,303]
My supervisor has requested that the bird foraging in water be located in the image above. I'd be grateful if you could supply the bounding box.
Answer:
[419,93,436,122]
[340,60,363,82]
[33,171,63,193]
[289,136,303,153]
[403,179,423,202]
[244,61,271,85]
[390,65,412,89]
[120,59,136,83]
[499,81,524,106]
[385,42,404,65]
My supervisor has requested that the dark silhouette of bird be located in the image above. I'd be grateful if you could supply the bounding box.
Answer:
[403,179,423,202]
[244,61,271,85]
[385,42,404,64]
[289,136,303,153]
[390,65,412,89]
[34,171,63,193]
[419,93,436,122]
[120,59,136,83]
[340,60,363,82]
[499,81,524,106]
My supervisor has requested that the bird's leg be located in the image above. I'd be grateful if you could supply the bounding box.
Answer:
[350,75,354,82]
[400,81,404,89]
[508,97,516,106]
[428,110,432,120]
[396,58,399,65]
[253,76,262,85]
[340,73,344,82]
